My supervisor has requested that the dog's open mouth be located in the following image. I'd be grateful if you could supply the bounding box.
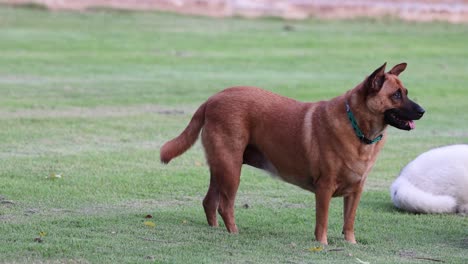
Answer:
[384,110,415,131]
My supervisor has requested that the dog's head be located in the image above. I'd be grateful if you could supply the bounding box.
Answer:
[363,62,425,130]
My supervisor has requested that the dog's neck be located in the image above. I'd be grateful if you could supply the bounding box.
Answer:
[345,101,383,144]
[344,89,387,144]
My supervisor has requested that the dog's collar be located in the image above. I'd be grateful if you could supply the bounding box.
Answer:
[345,102,383,145]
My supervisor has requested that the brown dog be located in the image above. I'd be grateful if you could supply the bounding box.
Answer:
[160,63,424,244]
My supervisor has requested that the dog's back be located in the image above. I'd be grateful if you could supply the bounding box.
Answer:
[390,144,468,213]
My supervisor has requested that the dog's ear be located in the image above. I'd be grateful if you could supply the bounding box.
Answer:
[388,62,407,76]
[365,62,386,94]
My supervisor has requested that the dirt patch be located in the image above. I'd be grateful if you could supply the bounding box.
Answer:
[236,193,310,209]
[0,104,187,119]
[399,250,445,262]
[461,237,468,249]
[0,195,16,207]
[5,259,91,264]
[119,197,200,209]
[3,0,468,23]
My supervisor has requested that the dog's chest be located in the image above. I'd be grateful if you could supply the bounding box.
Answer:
[333,169,368,196]
[331,152,379,196]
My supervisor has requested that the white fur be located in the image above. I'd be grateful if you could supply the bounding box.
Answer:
[390,144,468,214]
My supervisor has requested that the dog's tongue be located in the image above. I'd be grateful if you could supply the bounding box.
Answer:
[408,120,415,130]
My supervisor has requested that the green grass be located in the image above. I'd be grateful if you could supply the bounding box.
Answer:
[0,5,467,263]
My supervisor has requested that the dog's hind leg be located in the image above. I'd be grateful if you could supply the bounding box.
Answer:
[201,126,245,233]
[203,176,220,227]
[217,165,241,233]
[206,150,242,233]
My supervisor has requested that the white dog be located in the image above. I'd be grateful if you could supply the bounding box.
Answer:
[390,144,468,214]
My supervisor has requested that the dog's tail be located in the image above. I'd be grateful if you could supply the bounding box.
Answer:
[160,102,207,164]
[390,177,457,213]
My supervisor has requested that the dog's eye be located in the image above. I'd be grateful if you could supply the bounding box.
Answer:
[392,91,402,100]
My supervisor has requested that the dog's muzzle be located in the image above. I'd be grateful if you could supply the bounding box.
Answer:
[384,102,425,131]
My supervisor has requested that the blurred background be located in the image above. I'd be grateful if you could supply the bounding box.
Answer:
[3,0,468,23]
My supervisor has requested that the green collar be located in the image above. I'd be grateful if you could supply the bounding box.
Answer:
[345,102,383,145]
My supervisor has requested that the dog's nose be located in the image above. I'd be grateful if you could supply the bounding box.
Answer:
[415,105,425,118]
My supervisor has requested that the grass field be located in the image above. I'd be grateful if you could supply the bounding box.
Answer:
[0,5,467,264]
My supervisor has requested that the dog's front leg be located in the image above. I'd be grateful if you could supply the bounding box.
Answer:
[314,188,333,245]
[342,188,363,244]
